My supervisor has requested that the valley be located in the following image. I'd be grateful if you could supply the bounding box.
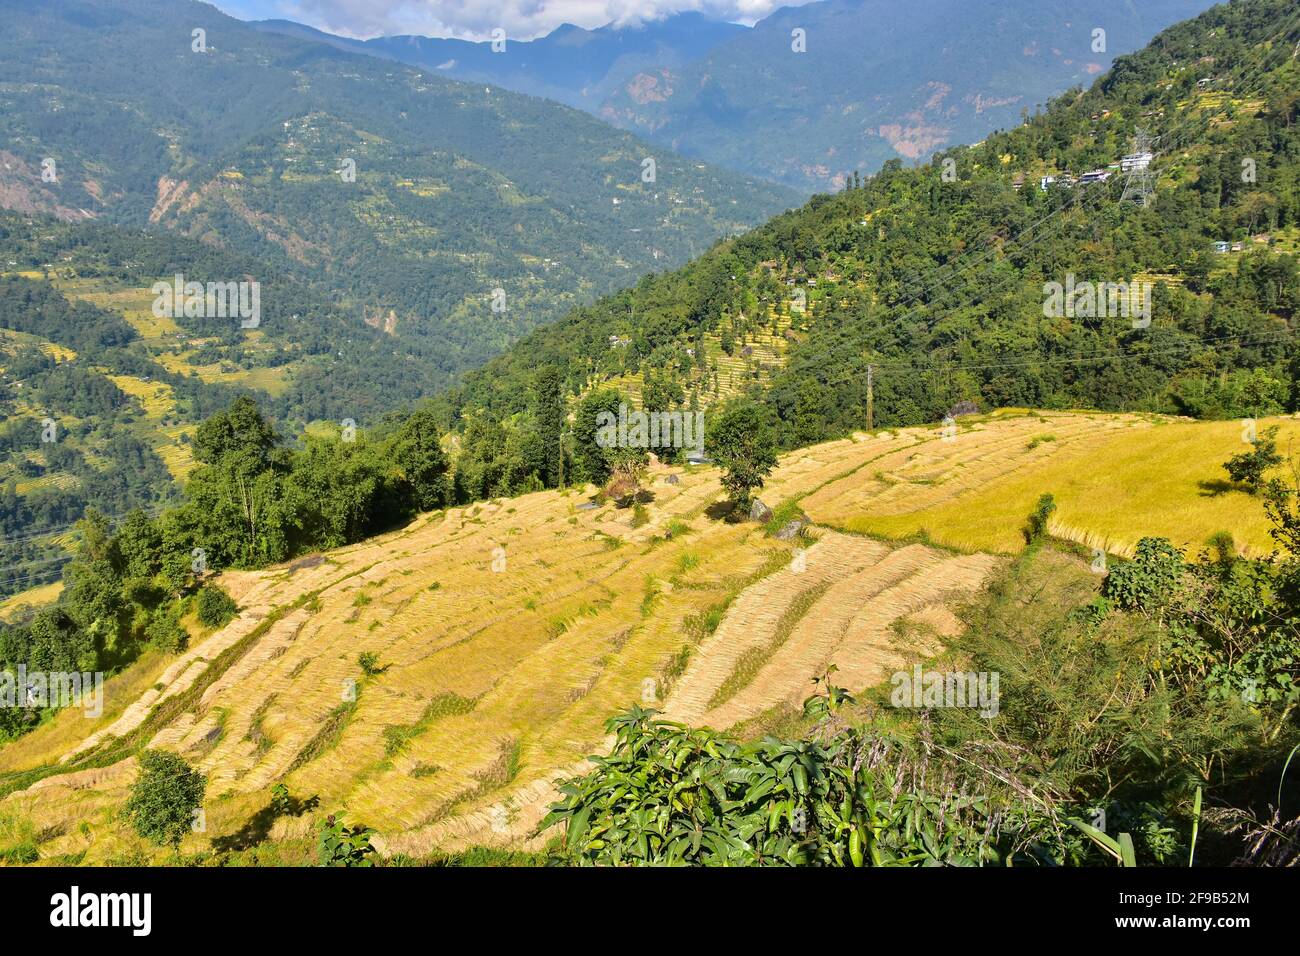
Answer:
[0,0,1296,882]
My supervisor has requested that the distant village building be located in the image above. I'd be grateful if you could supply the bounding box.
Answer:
[1078,169,1112,185]
[1213,241,1231,254]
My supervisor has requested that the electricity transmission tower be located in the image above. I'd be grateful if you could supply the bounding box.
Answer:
[1120,129,1157,207]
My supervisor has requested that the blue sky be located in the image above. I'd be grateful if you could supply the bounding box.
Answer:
[209,1,805,40]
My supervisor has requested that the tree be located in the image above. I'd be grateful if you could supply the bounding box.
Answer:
[115,509,162,583]
[123,750,206,852]
[710,400,778,507]
[392,406,449,511]
[61,511,126,668]
[184,460,293,567]
[572,388,623,485]
[191,396,277,468]
[531,365,566,488]
[1225,425,1282,494]
[182,397,294,567]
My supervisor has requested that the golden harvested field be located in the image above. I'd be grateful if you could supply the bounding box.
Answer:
[0,327,77,363]
[0,581,63,621]
[1,409,1292,862]
[153,350,292,396]
[803,411,1300,557]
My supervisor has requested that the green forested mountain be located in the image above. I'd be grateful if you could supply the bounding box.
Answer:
[0,0,795,387]
[442,0,1300,457]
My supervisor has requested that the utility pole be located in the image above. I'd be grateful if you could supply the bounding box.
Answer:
[1120,129,1157,207]
[866,364,875,431]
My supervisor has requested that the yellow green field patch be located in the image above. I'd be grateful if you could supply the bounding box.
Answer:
[819,414,1299,557]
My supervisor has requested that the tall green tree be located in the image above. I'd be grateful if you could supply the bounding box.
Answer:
[392,407,450,511]
[710,400,779,507]
[531,366,567,488]
[572,388,623,486]
[191,396,277,467]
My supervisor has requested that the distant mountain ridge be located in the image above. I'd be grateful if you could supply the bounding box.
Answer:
[252,13,747,112]
[255,0,1218,191]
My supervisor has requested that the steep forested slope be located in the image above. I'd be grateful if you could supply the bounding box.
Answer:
[443,0,1300,454]
[0,211,437,597]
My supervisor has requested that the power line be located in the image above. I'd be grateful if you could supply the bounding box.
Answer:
[0,503,169,548]
[801,327,1297,394]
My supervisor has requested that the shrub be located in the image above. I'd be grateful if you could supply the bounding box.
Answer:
[123,750,206,851]
[541,703,1046,867]
[145,610,187,653]
[195,585,238,629]
[316,814,376,867]
[1224,425,1282,494]
[1022,492,1056,543]
[1102,537,1185,615]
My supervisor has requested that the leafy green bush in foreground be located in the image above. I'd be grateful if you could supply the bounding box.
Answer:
[541,685,1076,867]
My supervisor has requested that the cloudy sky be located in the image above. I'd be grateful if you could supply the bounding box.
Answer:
[211,1,810,40]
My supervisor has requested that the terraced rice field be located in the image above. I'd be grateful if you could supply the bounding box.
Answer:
[1,409,1289,861]
[103,373,196,480]
[55,280,182,344]
[804,411,1300,556]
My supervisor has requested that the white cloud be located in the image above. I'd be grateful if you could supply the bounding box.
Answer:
[234,0,813,41]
